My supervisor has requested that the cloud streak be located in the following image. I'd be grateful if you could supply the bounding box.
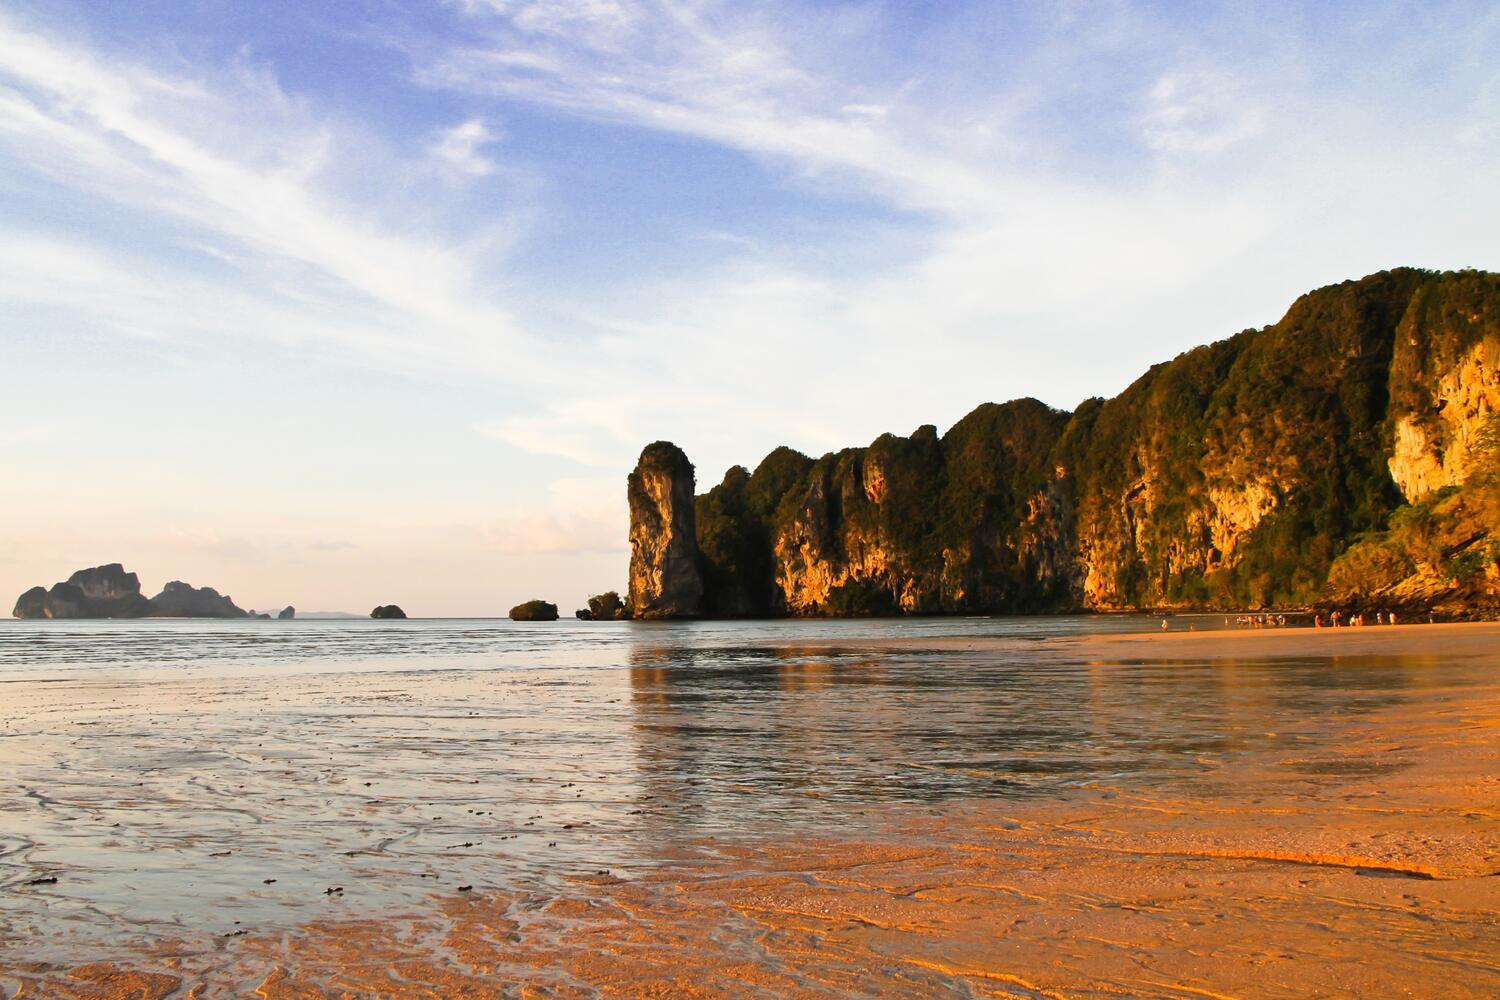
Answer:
[0,11,539,377]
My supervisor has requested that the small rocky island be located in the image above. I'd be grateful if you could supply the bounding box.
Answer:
[509,600,559,621]
[370,605,407,619]
[575,591,629,620]
[13,564,258,619]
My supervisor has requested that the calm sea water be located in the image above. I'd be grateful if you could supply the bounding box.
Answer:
[0,613,1181,674]
[0,615,1461,961]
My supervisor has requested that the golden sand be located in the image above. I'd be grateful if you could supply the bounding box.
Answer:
[5,623,1499,998]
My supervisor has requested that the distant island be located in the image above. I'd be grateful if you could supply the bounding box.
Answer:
[509,600,559,621]
[11,564,290,620]
[628,269,1499,619]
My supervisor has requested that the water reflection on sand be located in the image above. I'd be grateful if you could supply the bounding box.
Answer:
[0,616,1487,971]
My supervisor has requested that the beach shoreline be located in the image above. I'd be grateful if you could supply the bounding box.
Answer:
[4,621,1499,997]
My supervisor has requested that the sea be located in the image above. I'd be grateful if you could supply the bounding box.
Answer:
[0,614,1458,962]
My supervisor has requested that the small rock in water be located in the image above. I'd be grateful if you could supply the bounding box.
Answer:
[457,884,474,893]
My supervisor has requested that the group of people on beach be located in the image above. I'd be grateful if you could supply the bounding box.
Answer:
[1314,609,1399,627]
[1233,613,1288,628]
[1159,609,1432,632]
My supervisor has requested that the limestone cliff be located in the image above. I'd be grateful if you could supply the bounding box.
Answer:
[12,564,154,619]
[627,442,704,618]
[148,581,249,618]
[12,564,259,619]
[1385,274,1500,501]
[641,268,1499,615]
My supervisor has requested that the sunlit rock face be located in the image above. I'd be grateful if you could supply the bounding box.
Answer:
[627,442,704,619]
[1386,275,1500,501]
[636,269,1500,614]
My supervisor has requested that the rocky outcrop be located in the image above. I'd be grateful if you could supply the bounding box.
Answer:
[1385,275,1500,501]
[148,581,249,618]
[278,606,296,620]
[637,269,1500,615]
[576,591,628,621]
[11,564,267,619]
[13,564,159,618]
[13,587,48,619]
[627,442,704,619]
[370,605,407,619]
[509,600,559,621]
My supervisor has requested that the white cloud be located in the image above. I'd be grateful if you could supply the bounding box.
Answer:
[422,0,1005,217]
[1139,71,1265,154]
[0,11,535,374]
[409,0,1500,483]
[430,117,500,176]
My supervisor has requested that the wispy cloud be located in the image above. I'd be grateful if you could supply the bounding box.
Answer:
[422,0,1006,216]
[0,11,534,374]
[430,118,501,176]
[418,0,1500,477]
[1138,70,1265,154]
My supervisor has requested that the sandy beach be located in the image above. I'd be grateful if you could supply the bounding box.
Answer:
[3,622,1498,998]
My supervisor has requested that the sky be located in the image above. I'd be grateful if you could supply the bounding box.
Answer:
[1,0,1497,617]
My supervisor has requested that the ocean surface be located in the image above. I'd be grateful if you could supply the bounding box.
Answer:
[0,614,1463,963]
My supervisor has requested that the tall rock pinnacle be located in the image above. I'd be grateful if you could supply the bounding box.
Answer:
[627,441,704,619]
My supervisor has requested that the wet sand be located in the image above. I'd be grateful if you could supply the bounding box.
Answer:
[774,618,1500,660]
[3,623,1499,997]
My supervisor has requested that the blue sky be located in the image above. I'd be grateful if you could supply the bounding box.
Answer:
[2,0,1497,615]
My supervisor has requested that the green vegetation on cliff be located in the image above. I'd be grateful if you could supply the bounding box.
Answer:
[676,268,1500,615]
[1326,416,1500,614]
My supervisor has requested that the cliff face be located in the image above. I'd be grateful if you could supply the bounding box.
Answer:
[1068,270,1423,609]
[627,442,704,618]
[638,268,1499,615]
[1385,275,1500,501]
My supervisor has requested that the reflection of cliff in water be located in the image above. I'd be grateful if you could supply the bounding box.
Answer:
[625,640,1455,834]
[626,642,1107,836]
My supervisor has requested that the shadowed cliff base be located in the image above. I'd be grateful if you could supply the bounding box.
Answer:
[632,269,1499,618]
